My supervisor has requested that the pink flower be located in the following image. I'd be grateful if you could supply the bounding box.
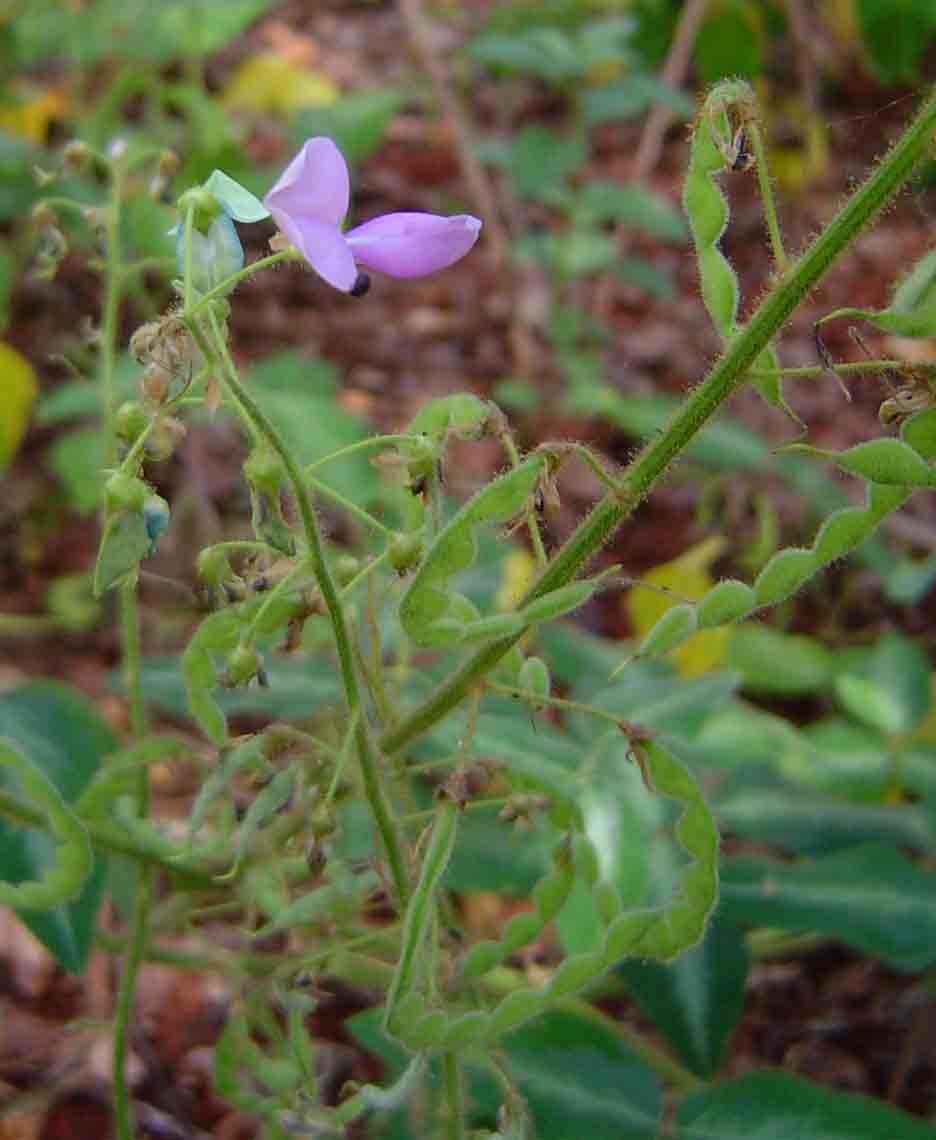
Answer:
[264,137,482,293]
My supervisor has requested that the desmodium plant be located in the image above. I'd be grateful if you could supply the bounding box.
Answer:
[4,82,936,1139]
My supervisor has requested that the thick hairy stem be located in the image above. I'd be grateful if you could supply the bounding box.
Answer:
[380,83,936,756]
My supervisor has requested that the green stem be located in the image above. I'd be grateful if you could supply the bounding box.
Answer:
[112,864,153,1140]
[187,308,409,902]
[308,474,393,537]
[379,82,936,757]
[303,433,420,475]
[100,158,123,463]
[752,359,914,381]
[749,120,786,272]
[187,248,296,316]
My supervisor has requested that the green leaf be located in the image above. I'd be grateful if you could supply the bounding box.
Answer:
[726,624,833,696]
[502,125,586,200]
[468,27,583,82]
[674,1069,935,1139]
[0,682,115,972]
[93,510,150,596]
[290,89,404,165]
[856,0,936,83]
[47,426,104,514]
[719,843,936,970]
[126,652,341,725]
[694,1,763,84]
[444,807,554,895]
[576,181,687,241]
[833,631,931,736]
[583,75,694,125]
[714,769,934,854]
[246,352,376,504]
[618,915,748,1077]
[349,1004,662,1139]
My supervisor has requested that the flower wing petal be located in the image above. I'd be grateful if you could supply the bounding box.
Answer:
[270,212,357,292]
[345,213,481,278]
[263,137,349,227]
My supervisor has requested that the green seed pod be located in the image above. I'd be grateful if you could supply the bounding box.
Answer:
[332,553,362,586]
[104,472,149,514]
[441,1010,488,1048]
[487,989,546,1038]
[115,400,149,444]
[225,644,262,687]
[835,439,936,486]
[639,604,698,658]
[387,531,423,575]
[695,579,757,627]
[461,940,506,979]
[243,445,284,497]
[460,613,528,644]
[753,547,817,605]
[522,579,597,624]
[533,868,573,923]
[501,911,543,953]
[197,547,236,587]
[813,507,872,563]
[547,951,605,998]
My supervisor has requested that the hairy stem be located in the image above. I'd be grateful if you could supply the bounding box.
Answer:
[380,82,936,756]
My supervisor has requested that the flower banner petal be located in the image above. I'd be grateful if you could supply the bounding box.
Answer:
[263,137,350,228]
[346,212,481,278]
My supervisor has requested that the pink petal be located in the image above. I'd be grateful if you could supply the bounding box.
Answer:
[345,213,482,278]
[263,137,349,228]
[270,210,357,292]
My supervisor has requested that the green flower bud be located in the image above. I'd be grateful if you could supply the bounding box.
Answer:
[332,553,362,586]
[243,446,283,497]
[197,547,236,587]
[388,531,423,574]
[224,644,262,687]
[115,400,148,444]
[104,472,148,514]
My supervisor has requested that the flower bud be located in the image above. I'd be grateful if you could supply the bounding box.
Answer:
[31,201,56,229]
[243,446,283,498]
[388,531,423,574]
[115,400,148,444]
[197,547,236,588]
[144,417,185,460]
[142,494,170,553]
[141,361,172,404]
[224,645,262,687]
[62,139,92,171]
[104,472,148,514]
[333,553,362,586]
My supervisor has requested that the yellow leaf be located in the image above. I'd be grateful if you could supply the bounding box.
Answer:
[496,549,537,611]
[627,536,730,677]
[0,341,37,470]
[0,87,67,144]
[222,54,339,114]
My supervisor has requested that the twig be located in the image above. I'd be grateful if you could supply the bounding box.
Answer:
[398,0,510,268]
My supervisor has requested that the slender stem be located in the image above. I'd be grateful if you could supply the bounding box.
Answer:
[100,159,123,463]
[187,249,296,315]
[749,120,787,272]
[303,433,419,475]
[500,429,547,567]
[308,475,393,537]
[112,864,153,1140]
[442,1051,466,1140]
[188,308,409,902]
[752,359,914,381]
[380,82,936,756]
